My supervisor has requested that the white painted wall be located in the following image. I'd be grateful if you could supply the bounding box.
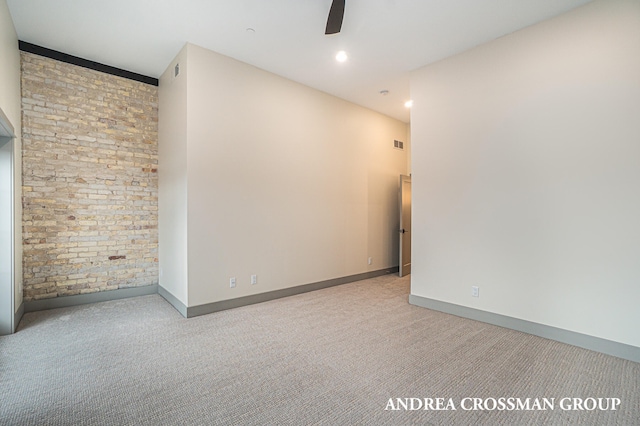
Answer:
[159,43,408,308]
[158,45,189,306]
[0,0,22,320]
[410,0,640,347]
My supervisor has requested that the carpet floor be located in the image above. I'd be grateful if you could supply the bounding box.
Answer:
[1,274,638,425]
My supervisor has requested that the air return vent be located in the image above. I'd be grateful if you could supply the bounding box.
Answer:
[394,140,404,150]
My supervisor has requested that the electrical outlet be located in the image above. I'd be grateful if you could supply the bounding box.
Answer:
[471,286,479,297]
[230,277,236,288]
[368,257,373,265]
[251,275,257,285]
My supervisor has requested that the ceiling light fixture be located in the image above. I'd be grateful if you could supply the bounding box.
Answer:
[379,90,389,96]
[335,50,348,63]
[404,100,414,108]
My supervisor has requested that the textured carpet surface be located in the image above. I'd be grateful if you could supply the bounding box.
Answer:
[1,274,638,425]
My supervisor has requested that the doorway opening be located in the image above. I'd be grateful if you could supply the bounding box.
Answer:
[399,174,411,277]
[0,108,15,335]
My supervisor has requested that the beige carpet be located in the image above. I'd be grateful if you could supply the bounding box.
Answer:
[1,274,638,425]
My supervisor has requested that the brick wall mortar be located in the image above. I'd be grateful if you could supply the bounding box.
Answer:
[21,52,158,301]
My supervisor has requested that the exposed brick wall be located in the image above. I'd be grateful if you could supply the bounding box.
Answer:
[21,52,158,301]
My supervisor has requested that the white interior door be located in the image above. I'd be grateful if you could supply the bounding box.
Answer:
[399,175,411,277]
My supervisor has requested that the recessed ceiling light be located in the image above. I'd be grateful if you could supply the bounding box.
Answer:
[335,50,348,63]
[404,100,414,108]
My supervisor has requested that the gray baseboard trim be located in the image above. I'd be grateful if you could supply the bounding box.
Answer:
[158,286,188,317]
[24,285,159,313]
[409,294,640,363]
[14,302,24,332]
[187,267,399,318]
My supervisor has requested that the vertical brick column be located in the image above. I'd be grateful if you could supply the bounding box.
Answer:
[21,52,158,301]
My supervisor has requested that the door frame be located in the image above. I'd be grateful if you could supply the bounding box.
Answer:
[399,174,411,277]
[0,107,15,335]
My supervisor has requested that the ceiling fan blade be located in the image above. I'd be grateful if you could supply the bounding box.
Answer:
[325,0,345,35]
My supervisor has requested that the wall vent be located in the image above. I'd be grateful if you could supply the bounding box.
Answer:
[394,139,404,150]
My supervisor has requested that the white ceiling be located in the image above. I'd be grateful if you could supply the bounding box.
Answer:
[7,0,593,123]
